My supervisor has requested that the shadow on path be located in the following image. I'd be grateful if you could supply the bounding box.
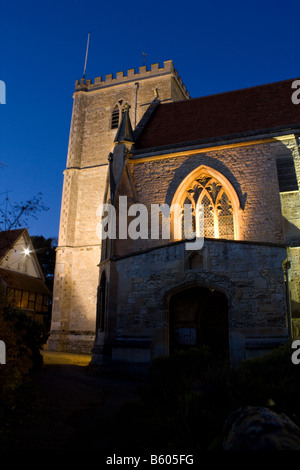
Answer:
[4,351,143,451]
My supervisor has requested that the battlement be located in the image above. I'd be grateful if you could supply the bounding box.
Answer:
[75,60,190,98]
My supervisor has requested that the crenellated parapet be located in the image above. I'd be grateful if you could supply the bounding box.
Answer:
[75,60,190,98]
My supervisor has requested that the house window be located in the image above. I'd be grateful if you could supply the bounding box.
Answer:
[111,100,126,129]
[6,288,48,313]
[21,291,29,309]
[7,288,14,303]
[174,170,237,241]
[28,291,36,310]
[42,295,49,312]
[14,289,22,308]
[35,294,43,312]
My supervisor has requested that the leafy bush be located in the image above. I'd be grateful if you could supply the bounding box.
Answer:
[113,342,300,452]
[0,292,49,407]
[233,342,300,426]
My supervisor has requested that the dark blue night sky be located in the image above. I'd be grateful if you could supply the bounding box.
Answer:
[0,0,299,238]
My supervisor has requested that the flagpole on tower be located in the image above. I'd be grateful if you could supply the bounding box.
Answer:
[83,32,90,80]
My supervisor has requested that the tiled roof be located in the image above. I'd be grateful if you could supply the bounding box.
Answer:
[135,77,300,151]
[0,268,51,295]
[0,229,25,261]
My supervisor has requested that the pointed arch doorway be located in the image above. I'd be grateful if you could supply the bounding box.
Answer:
[169,285,229,359]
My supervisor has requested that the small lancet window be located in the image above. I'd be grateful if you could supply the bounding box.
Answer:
[189,252,204,269]
[111,100,127,130]
[111,105,120,129]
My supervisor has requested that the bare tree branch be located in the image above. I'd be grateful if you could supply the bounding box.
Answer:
[0,192,49,231]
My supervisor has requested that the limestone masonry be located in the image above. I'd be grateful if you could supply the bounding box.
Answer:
[48,60,300,369]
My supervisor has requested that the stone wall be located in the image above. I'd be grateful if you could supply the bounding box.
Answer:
[48,165,107,352]
[110,138,297,258]
[91,135,298,365]
[277,137,300,325]
[93,238,289,366]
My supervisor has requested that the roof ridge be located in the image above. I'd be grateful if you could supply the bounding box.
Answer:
[134,76,300,150]
[160,76,300,108]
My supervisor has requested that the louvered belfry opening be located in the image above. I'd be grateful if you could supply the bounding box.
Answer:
[276,156,299,192]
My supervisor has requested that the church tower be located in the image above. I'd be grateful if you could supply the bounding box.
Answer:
[48,60,190,353]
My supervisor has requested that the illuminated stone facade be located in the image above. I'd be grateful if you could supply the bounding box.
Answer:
[48,61,189,352]
[49,62,300,368]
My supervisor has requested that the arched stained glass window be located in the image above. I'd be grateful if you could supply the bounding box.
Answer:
[217,192,234,239]
[180,174,235,240]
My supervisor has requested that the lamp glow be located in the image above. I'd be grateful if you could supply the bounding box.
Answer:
[24,247,30,256]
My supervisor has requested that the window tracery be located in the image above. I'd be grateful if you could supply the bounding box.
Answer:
[111,100,127,129]
[180,174,235,240]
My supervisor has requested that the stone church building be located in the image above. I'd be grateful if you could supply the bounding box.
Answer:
[48,60,300,368]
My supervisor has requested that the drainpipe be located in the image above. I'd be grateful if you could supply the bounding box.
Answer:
[133,82,139,128]
[283,258,292,338]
